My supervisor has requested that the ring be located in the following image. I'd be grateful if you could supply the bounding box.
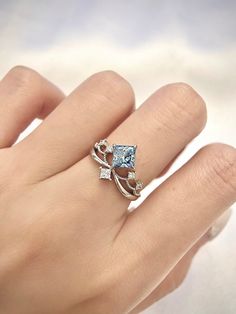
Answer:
[91,139,144,200]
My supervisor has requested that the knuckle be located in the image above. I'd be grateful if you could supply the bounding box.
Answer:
[90,70,134,106]
[162,82,207,134]
[204,143,236,195]
[94,70,128,86]
[7,65,40,88]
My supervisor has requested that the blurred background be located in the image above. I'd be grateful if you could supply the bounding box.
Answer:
[0,1,235,313]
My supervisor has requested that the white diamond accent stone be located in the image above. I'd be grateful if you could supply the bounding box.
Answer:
[128,171,136,180]
[106,145,113,153]
[136,180,143,190]
[99,167,112,180]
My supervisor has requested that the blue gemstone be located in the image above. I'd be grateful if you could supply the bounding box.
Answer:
[112,145,136,169]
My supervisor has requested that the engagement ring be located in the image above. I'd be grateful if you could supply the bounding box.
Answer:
[91,139,143,200]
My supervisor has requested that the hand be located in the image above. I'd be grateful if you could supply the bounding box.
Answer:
[0,66,235,314]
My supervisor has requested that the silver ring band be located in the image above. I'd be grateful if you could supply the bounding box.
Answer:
[91,139,143,200]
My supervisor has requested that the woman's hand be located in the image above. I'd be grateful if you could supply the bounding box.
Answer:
[0,66,235,314]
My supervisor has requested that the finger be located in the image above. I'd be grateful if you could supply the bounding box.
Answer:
[131,234,209,313]
[13,71,134,182]
[0,66,64,148]
[108,83,206,185]
[158,147,185,177]
[131,208,231,313]
[57,83,206,218]
[115,144,236,313]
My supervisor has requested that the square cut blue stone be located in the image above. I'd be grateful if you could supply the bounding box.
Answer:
[112,145,136,169]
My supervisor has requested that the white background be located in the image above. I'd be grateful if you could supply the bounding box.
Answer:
[0,1,235,313]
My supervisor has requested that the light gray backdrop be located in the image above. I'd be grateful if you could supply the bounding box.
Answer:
[0,1,235,313]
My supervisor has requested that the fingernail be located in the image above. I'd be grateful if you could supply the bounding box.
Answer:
[208,208,232,240]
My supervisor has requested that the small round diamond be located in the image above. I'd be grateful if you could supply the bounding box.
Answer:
[128,172,136,180]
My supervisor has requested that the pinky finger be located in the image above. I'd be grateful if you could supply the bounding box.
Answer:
[130,234,208,313]
[130,209,231,313]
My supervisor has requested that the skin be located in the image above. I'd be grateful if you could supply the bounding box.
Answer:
[0,66,235,314]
